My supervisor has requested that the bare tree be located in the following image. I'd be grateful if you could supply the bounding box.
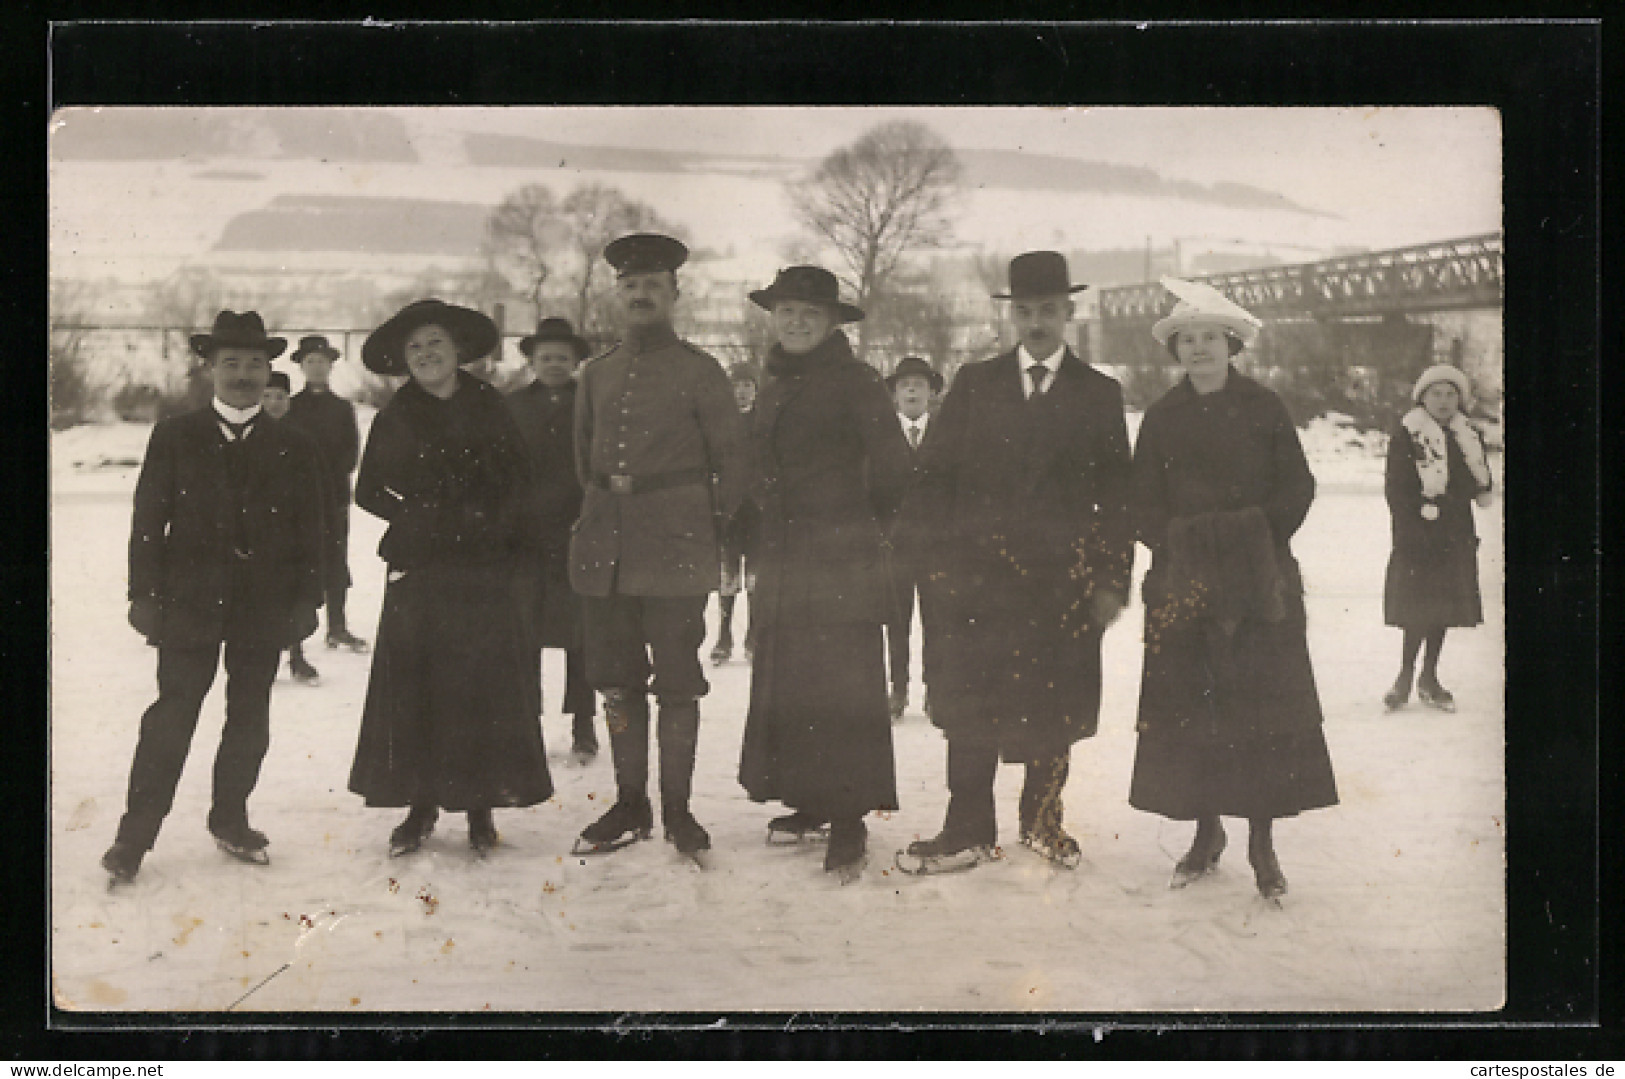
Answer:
[146,266,228,403]
[559,183,685,337]
[484,183,567,309]
[787,120,963,356]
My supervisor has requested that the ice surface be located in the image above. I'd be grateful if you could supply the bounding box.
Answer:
[49,421,1504,1013]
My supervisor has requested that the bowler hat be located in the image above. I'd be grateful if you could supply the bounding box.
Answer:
[362,299,500,376]
[520,317,590,361]
[604,232,689,278]
[992,251,1089,300]
[1150,276,1262,347]
[748,265,865,324]
[291,335,341,364]
[265,371,291,392]
[190,310,287,360]
[886,355,944,393]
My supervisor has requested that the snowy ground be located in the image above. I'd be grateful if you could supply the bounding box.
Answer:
[49,421,1504,1014]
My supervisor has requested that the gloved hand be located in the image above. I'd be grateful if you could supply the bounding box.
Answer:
[1090,590,1126,629]
[127,597,162,644]
[288,601,320,645]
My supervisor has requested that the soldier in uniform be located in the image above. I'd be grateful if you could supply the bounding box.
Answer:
[506,316,600,764]
[101,311,326,885]
[569,233,749,857]
[711,360,761,665]
[284,335,368,655]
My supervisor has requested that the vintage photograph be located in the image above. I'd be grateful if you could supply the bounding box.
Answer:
[48,105,1504,1013]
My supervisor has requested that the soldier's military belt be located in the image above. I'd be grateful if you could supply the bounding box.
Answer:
[592,467,711,495]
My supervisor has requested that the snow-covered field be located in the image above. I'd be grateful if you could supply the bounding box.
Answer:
[49,421,1504,1013]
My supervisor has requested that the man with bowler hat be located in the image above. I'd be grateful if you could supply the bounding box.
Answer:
[896,252,1134,873]
[101,311,326,885]
[569,233,749,858]
[883,355,944,720]
[284,334,368,655]
[507,316,600,764]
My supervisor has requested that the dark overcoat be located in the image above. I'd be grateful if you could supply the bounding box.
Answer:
[1382,415,1489,628]
[1128,369,1337,820]
[569,324,749,598]
[904,348,1135,761]
[507,378,587,648]
[128,405,326,649]
[348,372,552,811]
[738,334,913,816]
[284,387,360,591]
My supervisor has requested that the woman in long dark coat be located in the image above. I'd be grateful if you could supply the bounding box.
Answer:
[349,299,553,857]
[737,266,913,878]
[1381,363,1494,712]
[1128,279,1337,901]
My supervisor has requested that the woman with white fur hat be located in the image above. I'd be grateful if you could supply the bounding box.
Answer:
[1127,278,1338,903]
[1381,363,1495,712]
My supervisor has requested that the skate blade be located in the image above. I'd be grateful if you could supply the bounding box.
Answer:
[679,849,711,870]
[1421,699,1457,713]
[893,845,997,876]
[215,838,270,865]
[766,826,829,846]
[106,873,135,892]
[327,640,370,654]
[829,854,868,885]
[1021,837,1082,870]
[570,830,649,856]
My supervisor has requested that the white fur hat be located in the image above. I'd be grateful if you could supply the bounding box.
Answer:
[1150,276,1264,347]
[1411,363,1473,404]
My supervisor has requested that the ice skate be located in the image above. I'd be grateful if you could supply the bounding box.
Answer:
[210,820,270,866]
[1382,669,1413,711]
[1020,824,1083,870]
[289,653,321,686]
[388,806,438,857]
[1169,820,1227,888]
[766,810,829,844]
[101,841,143,889]
[894,830,999,876]
[1416,676,1456,712]
[572,796,653,856]
[824,819,867,884]
[663,806,711,864]
[326,628,370,653]
[467,808,498,857]
[1248,832,1288,906]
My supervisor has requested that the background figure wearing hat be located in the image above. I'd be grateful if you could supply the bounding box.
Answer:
[883,356,944,722]
[1127,278,1337,902]
[261,371,322,686]
[711,361,762,666]
[101,311,327,886]
[736,266,912,879]
[569,233,749,859]
[1381,363,1494,713]
[896,252,1134,874]
[348,300,553,859]
[283,335,368,658]
[506,317,600,765]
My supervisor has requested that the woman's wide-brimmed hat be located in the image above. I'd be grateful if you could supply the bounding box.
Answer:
[519,317,590,361]
[1410,363,1473,405]
[290,335,340,364]
[992,251,1089,300]
[1150,276,1263,347]
[362,299,499,376]
[886,355,944,393]
[190,310,287,361]
[748,265,865,324]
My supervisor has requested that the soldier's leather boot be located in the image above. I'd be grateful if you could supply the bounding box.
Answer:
[658,699,709,853]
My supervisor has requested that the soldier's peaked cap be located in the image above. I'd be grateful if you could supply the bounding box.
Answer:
[604,232,688,277]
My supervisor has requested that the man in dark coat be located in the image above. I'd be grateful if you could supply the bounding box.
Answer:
[711,360,761,665]
[900,252,1134,871]
[262,371,321,686]
[101,311,326,885]
[569,233,749,857]
[883,355,943,720]
[506,316,599,763]
[283,335,367,655]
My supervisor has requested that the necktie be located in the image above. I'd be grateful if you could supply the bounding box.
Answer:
[1028,364,1050,397]
[908,424,921,450]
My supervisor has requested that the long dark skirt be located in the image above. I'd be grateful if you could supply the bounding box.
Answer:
[1129,726,1338,820]
[1383,537,1483,628]
[349,564,553,811]
[739,623,898,819]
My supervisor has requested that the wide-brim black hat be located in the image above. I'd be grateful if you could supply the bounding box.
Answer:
[886,356,944,392]
[604,232,689,277]
[519,317,591,361]
[291,335,341,364]
[991,251,1089,300]
[748,265,865,324]
[361,299,499,376]
[190,310,288,360]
